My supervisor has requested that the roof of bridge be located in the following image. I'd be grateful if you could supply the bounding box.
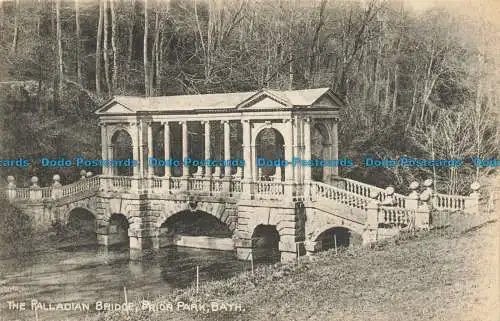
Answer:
[95,87,345,115]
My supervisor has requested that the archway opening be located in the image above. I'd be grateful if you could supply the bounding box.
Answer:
[252,224,280,263]
[311,122,332,182]
[111,129,133,176]
[315,227,361,252]
[66,208,97,245]
[108,213,129,247]
[159,210,232,249]
[255,128,285,180]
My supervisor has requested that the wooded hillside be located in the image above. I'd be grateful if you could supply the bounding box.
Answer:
[0,0,498,193]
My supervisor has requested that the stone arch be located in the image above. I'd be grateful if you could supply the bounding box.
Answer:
[312,120,333,146]
[311,120,333,182]
[160,209,232,237]
[157,205,233,249]
[251,224,281,263]
[155,201,234,232]
[305,208,364,245]
[108,125,132,144]
[254,126,285,179]
[313,226,362,251]
[251,122,287,147]
[110,129,133,176]
[66,207,98,244]
[62,198,101,224]
[108,213,130,246]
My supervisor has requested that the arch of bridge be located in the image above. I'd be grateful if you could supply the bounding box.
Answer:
[155,200,234,232]
[305,209,364,242]
[61,197,102,224]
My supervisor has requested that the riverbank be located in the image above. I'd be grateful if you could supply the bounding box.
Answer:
[87,215,498,321]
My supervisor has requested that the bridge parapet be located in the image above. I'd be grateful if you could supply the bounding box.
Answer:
[5,174,482,216]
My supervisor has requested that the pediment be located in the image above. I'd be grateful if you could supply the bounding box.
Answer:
[310,95,337,108]
[246,96,288,109]
[95,102,135,115]
[236,90,290,110]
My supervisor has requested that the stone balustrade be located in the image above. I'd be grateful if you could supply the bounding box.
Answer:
[4,173,482,220]
[311,181,369,209]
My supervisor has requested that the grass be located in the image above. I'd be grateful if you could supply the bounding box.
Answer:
[89,211,499,321]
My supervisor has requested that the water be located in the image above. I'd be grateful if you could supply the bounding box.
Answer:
[0,243,249,321]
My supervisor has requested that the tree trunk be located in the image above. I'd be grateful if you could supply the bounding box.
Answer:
[383,69,391,115]
[75,0,82,85]
[392,64,399,115]
[151,7,160,95]
[158,31,165,92]
[144,0,150,96]
[11,0,19,54]
[110,0,118,91]
[0,2,4,38]
[96,0,104,96]
[103,0,111,95]
[56,0,63,94]
[127,0,135,82]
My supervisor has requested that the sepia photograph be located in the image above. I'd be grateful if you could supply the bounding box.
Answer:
[0,0,499,320]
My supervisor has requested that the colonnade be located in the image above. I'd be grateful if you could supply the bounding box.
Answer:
[99,117,339,189]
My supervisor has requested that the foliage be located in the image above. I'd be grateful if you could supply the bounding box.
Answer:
[0,196,33,258]
[0,0,498,193]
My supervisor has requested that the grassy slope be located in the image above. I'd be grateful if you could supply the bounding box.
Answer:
[94,217,499,321]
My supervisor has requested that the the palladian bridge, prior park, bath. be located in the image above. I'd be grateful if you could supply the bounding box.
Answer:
[3,87,484,261]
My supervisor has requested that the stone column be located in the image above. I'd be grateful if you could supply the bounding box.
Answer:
[100,123,108,176]
[284,118,294,197]
[223,120,231,177]
[52,174,62,199]
[362,191,380,246]
[416,189,431,230]
[251,143,257,181]
[293,115,301,186]
[7,176,16,200]
[129,123,139,176]
[406,181,420,211]
[138,120,144,178]
[331,119,339,177]
[163,121,171,177]
[107,145,114,176]
[303,117,312,197]
[204,121,211,176]
[180,121,189,191]
[129,123,140,192]
[465,182,481,214]
[29,176,41,200]
[181,121,189,177]
[241,119,252,198]
[422,179,434,209]
[147,122,154,178]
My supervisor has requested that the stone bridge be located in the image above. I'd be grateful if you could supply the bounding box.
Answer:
[3,87,483,262]
[5,174,481,261]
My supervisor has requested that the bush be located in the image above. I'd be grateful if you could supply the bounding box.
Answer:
[0,196,34,258]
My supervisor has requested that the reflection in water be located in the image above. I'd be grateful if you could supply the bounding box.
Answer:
[0,243,250,321]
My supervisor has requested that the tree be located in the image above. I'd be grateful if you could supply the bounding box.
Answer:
[96,0,104,95]
[110,0,118,91]
[103,0,111,95]
[75,0,82,85]
[144,0,150,96]
[56,0,63,97]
